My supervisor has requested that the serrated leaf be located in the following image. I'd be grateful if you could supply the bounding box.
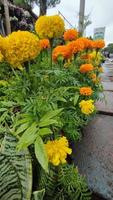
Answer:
[35,135,48,172]
[38,128,52,136]
[74,94,79,106]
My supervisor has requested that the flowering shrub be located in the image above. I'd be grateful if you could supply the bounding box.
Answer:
[0,14,105,200]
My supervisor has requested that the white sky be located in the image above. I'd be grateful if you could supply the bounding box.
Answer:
[33,0,113,45]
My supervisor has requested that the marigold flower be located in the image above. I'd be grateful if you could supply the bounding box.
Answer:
[80,87,93,96]
[45,136,72,166]
[79,99,95,115]
[80,64,94,73]
[35,15,65,39]
[77,37,93,49]
[67,39,84,54]
[52,45,72,62]
[0,51,4,62]
[3,31,41,69]
[63,29,78,41]
[92,40,105,49]
[40,39,50,49]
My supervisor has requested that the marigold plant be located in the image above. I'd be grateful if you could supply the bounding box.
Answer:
[80,64,94,73]
[40,39,50,49]
[52,45,72,62]
[80,87,93,96]
[79,99,95,115]
[89,73,97,82]
[3,31,41,69]
[35,15,65,39]
[45,136,72,166]
[63,29,78,41]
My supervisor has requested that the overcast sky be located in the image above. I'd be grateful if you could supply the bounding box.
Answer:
[33,0,113,45]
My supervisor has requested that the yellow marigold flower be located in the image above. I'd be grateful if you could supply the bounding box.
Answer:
[0,51,4,62]
[67,39,84,54]
[92,40,105,49]
[40,39,50,49]
[45,136,72,166]
[80,64,94,73]
[35,15,65,39]
[63,29,78,41]
[52,45,72,62]
[79,99,95,115]
[3,31,41,69]
[80,87,93,96]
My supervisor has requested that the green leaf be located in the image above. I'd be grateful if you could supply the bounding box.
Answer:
[74,94,79,106]
[39,119,58,127]
[40,108,63,121]
[14,122,29,136]
[32,189,45,200]
[38,128,52,136]
[0,134,32,200]
[0,108,7,112]
[35,135,48,173]
[56,97,67,102]
[17,123,38,150]
[1,101,16,107]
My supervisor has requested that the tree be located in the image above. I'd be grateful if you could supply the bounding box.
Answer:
[1,0,11,35]
[13,0,61,16]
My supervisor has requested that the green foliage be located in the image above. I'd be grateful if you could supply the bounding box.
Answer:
[0,134,32,200]
[12,108,63,172]
[32,189,45,200]
[38,164,91,200]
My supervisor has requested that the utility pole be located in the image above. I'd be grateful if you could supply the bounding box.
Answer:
[78,0,85,36]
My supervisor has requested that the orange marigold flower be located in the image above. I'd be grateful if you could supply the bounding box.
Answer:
[63,29,78,41]
[77,37,93,49]
[40,39,50,49]
[80,87,93,96]
[92,40,105,49]
[81,54,92,62]
[52,45,72,62]
[80,64,94,73]
[67,39,84,54]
